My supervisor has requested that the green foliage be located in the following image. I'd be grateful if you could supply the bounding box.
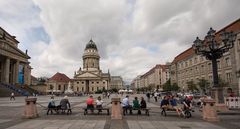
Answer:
[197,79,210,92]
[186,81,198,92]
[218,78,230,87]
[95,89,103,94]
[163,80,180,91]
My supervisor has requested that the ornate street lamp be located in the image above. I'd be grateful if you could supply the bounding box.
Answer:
[193,27,237,103]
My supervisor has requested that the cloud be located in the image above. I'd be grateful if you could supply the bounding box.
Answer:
[1,0,240,83]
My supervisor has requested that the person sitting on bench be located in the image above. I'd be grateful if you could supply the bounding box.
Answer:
[59,96,71,113]
[122,95,132,114]
[96,96,103,112]
[47,96,57,114]
[160,96,169,109]
[133,97,141,114]
[169,96,184,117]
[86,95,94,112]
[140,97,147,109]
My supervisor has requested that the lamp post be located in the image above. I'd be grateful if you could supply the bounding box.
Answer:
[193,27,237,103]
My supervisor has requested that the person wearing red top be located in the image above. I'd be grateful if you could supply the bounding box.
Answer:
[86,95,94,110]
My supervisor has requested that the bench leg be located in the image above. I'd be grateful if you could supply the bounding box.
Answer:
[84,109,87,115]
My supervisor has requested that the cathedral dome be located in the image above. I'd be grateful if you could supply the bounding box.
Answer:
[85,39,97,50]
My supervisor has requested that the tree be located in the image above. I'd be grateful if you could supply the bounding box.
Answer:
[218,78,230,87]
[186,81,198,92]
[163,79,171,91]
[171,83,180,91]
[197,79,210,94]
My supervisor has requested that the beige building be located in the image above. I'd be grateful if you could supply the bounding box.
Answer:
[72,39,110,93]
[0,27,31,86]
[110,76,123,90]
[46,72,71,94]
[132,64,170,90]
[170,19,240,95]
[132,75,142,89]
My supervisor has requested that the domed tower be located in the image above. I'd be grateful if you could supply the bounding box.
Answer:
[82,39,100,71]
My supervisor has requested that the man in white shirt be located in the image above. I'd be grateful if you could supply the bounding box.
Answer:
[122,95,132,114]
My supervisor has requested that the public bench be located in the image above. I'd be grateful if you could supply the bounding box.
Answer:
[123,107,150,116]
[161,107,176,116]
[83,107,110,115]
[47,107,72,115]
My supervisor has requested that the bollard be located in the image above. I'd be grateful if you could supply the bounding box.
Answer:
[202,98,219,121]
[111,97,122,119]
[23,97,39,119]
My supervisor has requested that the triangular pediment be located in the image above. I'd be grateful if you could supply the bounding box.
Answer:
[75,72,100,78]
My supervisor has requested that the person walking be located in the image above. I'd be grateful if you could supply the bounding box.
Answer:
[154,92,158,102]
[10,92,15,101]
[146,92,150,102]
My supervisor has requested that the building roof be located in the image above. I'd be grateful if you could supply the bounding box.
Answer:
[49,72,70,82]
[31,75,38,81]
[141,64,169,78]
[172,47,194,64]
[172,18,240,64]
[85,39,98,50]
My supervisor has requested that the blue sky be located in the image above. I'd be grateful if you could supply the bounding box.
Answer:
[0,0,240,83]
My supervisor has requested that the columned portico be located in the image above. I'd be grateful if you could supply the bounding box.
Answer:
[14,60,19,84]
[0,27,31,86]
[4,57,10,83]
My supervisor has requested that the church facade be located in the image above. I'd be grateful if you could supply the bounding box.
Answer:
[72,39,110,93]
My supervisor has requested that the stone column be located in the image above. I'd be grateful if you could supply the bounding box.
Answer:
[14,60,19,84]
[23,64,30,85]
[111,97,122,119]
[202,99,219,121]
[23,97,39,118]
[4,57,10,84]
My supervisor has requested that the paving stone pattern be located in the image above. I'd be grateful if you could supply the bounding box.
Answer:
[0,94,239,129]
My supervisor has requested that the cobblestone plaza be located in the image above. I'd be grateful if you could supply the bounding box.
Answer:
[0,94,239,129]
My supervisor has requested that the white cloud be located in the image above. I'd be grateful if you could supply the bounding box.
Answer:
[1,0,240,83]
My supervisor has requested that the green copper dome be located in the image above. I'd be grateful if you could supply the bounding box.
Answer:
[85,39,98,50]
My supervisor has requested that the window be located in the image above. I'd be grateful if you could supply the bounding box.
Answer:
[82,81,84,84]
[194,57,198,64]
[196,67,198,73]
[208,63,212,71]
[238,39,240,50]
[92,87,94,91]
[185,61,188,67]
[77,87,79,91]
[225,57,231,67]
[217,61,221,69]
[103,82,105,84]
[77,82,79,84]
[97,82,99,84]
[58,85,61,90]
[189,59,192,66]
[201,65,204,72]
[82,87,84,91]
[97,87,99,90]
[226,72,232,82]
[200,56,203,61]
[92,81,94,84]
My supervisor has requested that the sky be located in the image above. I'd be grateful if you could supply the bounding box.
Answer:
[0,0,240,84]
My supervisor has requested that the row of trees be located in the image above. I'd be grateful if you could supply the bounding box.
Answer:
[163,78,230,93]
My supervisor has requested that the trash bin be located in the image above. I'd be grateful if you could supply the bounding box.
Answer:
[202,98,219,121]
[23,97,39,118]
